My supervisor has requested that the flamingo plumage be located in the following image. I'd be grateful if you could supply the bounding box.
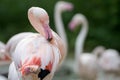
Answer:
[6,32,35,57]
[8,62,19,80]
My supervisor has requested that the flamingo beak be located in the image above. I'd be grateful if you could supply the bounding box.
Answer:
[68,21,76,31]
[65,3,74,11]
[38,68,50,80]
[43,23,53,41]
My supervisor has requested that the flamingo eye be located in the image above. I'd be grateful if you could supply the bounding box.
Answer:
[38,68,50,80]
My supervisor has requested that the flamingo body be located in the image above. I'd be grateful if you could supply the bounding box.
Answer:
[77,53,98,80]
[98,49,120,80]
[99,49,120,72]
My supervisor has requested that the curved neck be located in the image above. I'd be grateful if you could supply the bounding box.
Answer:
[54,8,68,52]
[28,14,44,35]
[75,20,88,61]
[28,14,52,41]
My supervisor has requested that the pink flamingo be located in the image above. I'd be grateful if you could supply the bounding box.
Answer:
[54,1,73,53]
[69,14,99,80]
[6,1,73,59]
[8,7,66,80]
[0,41,11,74]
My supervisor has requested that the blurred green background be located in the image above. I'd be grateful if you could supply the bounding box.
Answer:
[0,0,119,54]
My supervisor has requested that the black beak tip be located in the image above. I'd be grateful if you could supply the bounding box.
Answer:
[38,68,50,80]
[47,37,52,42]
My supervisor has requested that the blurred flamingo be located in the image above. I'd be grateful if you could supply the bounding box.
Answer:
[98,49,120,80]
[54,1,73,53]
[69,14,99,80]
[8,7,66,80]
[0,41,11,74]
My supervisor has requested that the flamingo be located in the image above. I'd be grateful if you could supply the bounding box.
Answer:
[69,14,99,80]
[8,7,66,80]
[0,41,11,74]
[6,1,73,59]
[6,32,35,57]
[98,49,120,80]
[54,1,73,53]
[0,41,10,61]
[92,46,120,80]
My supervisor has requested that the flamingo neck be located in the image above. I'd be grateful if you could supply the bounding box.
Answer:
[75,21,88,61]
[54,8,68,52]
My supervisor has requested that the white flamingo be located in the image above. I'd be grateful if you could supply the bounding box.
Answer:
[92,46,120,80]
[54,1,73,53]
[0,41,11,74]
[69,14,99,80]
[98,49,120,80]
[8,7,66,80]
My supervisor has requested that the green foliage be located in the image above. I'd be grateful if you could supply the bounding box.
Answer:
[0,0,119,53]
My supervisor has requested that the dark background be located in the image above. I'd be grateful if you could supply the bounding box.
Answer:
[0,0,119,54]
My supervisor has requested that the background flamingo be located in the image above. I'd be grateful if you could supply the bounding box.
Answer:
[69,14,99,80]
[54,1,73,53]
[98,49,120,80]
[0,41,11,74]
[92,46,106,58]
[8,7,66,80]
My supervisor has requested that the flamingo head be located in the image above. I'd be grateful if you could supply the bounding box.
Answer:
[69,14,87,31]
[93,46,105,58]
[19,56,51,80]
[55,1,73,12]
[28,7,53,41]
[0,48,10,60]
